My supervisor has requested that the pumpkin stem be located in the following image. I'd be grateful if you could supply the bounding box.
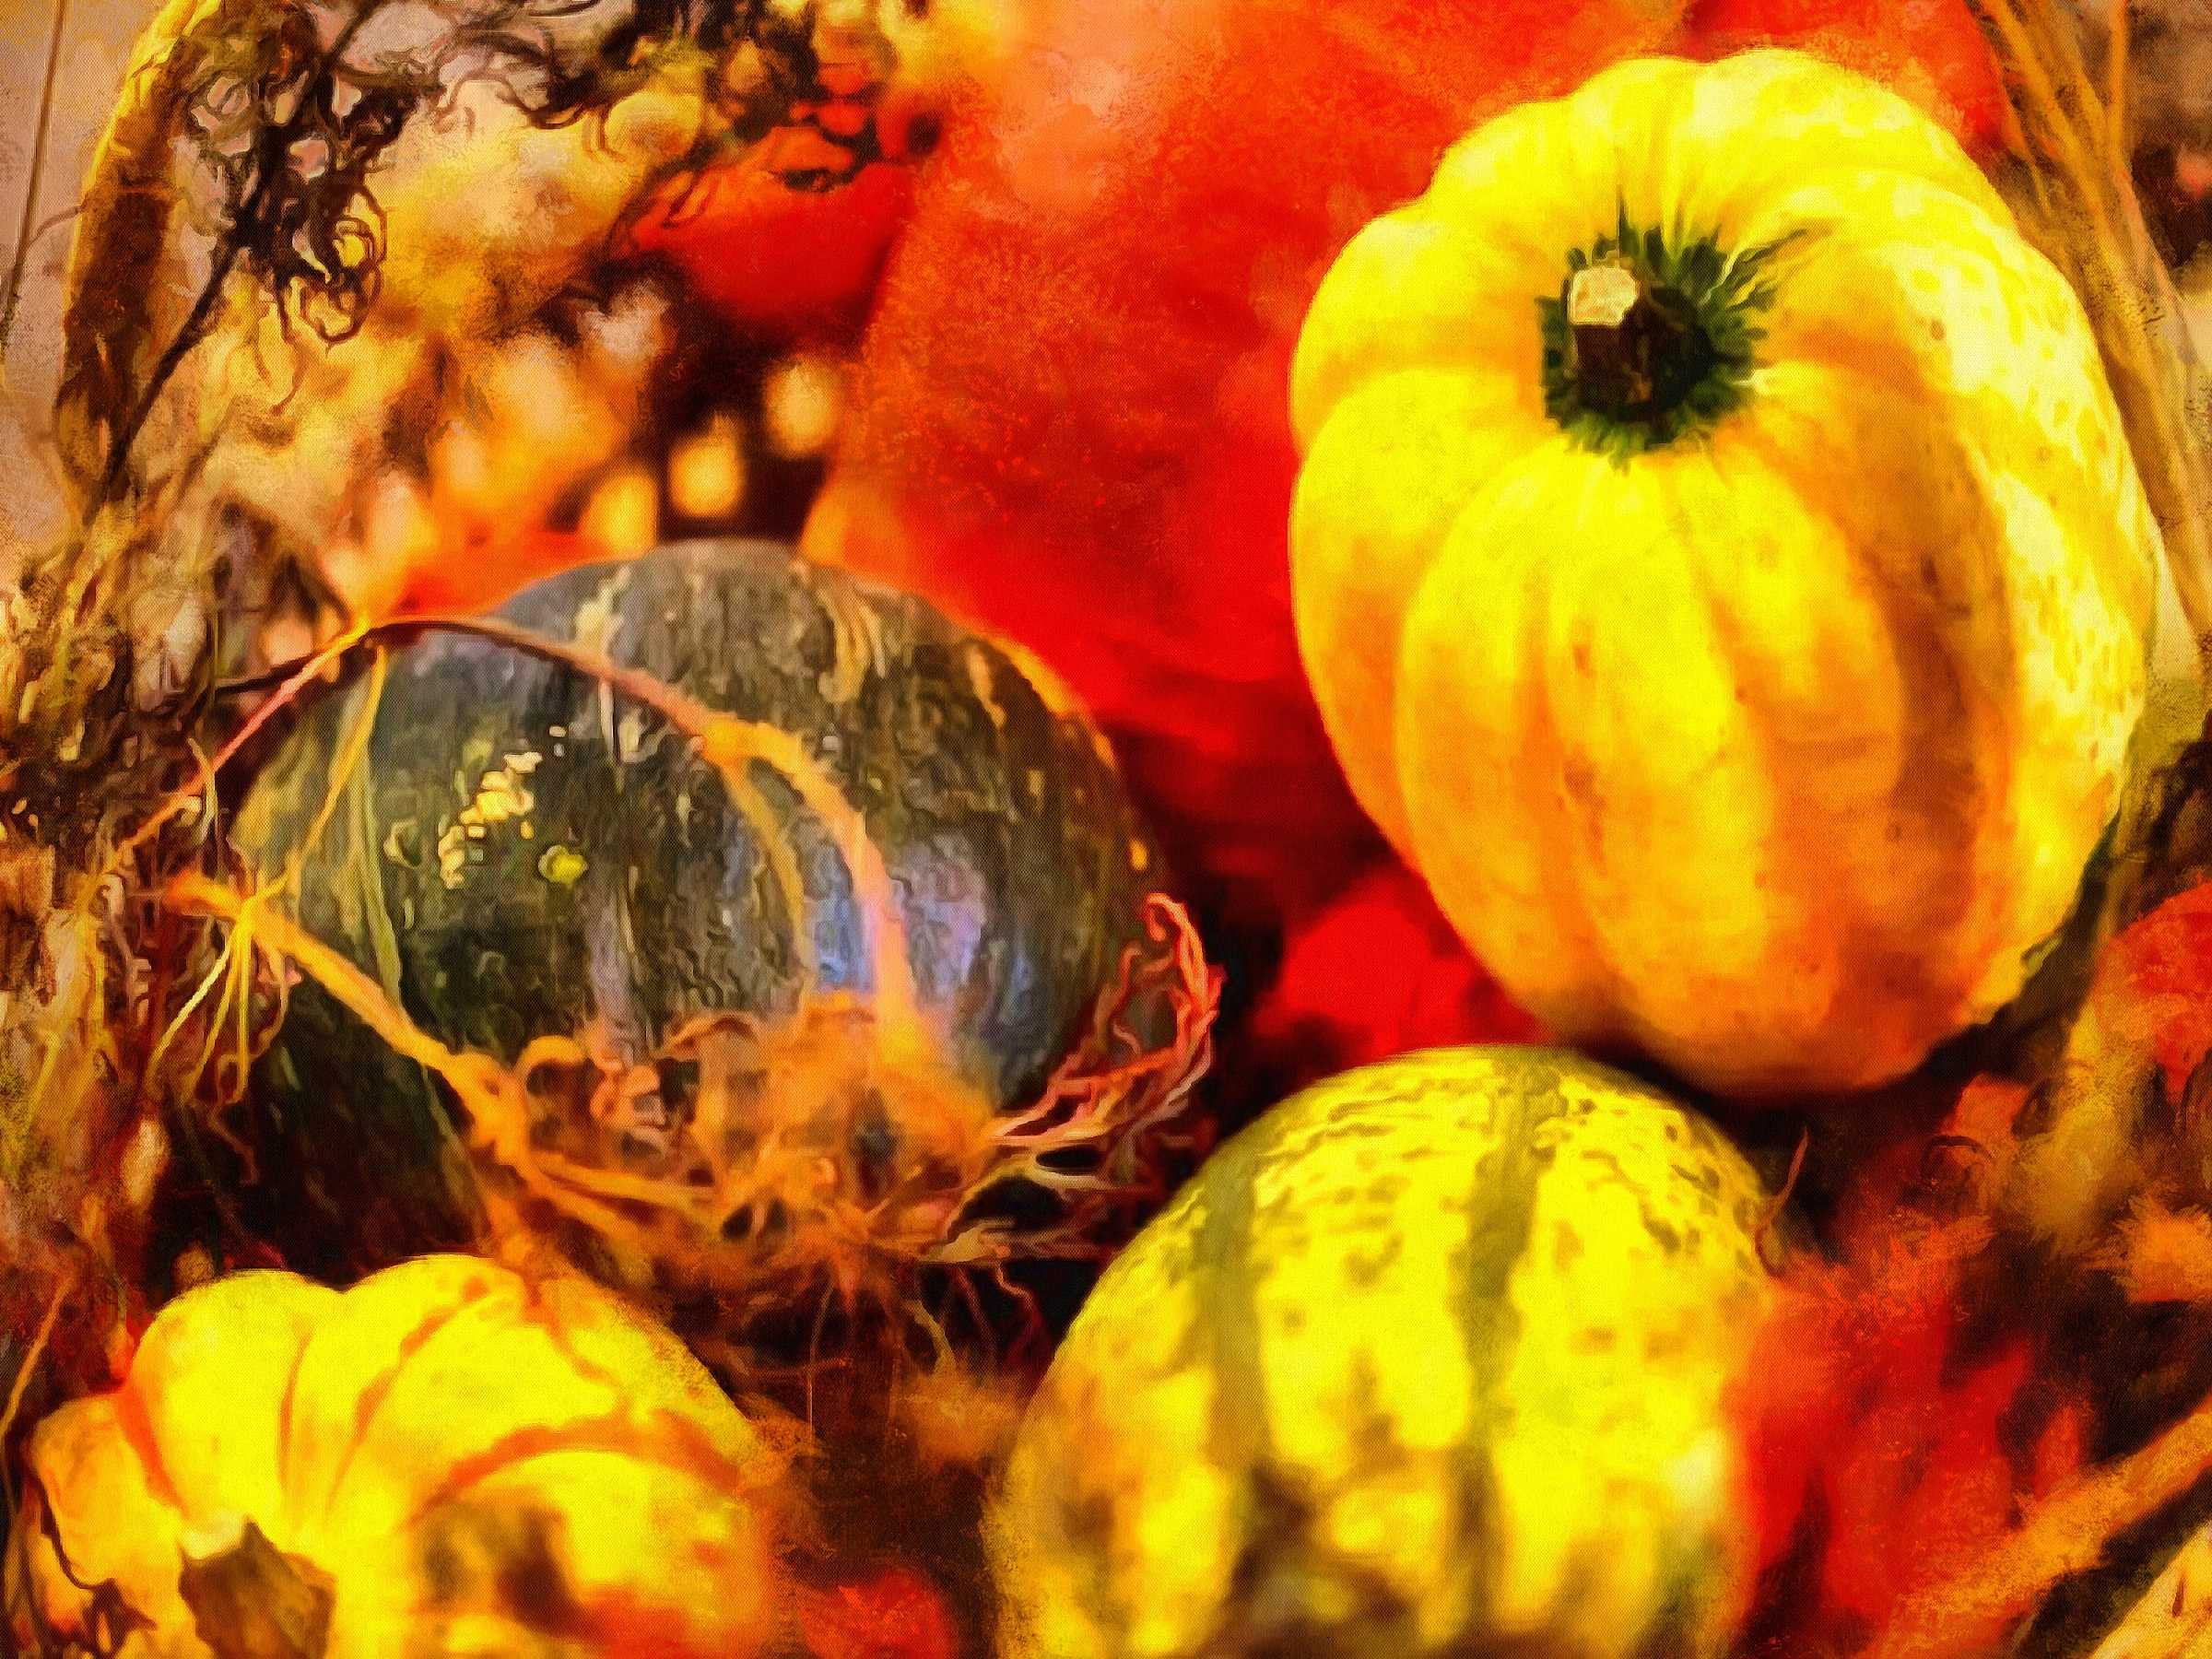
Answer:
[1563,263,1718,428]
[177,1523,334,1659]
[1538,218,1785,459]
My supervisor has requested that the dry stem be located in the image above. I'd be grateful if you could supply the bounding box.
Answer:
[1874,1381,2212,1658]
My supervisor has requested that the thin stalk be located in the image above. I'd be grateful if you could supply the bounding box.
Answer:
[0,0,70,362]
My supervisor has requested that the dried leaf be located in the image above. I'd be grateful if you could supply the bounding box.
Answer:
[2090,1523,2212,1658]
[2102,1199,2212,1305]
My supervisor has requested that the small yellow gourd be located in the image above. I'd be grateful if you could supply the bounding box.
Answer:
[6,1255,790,1657]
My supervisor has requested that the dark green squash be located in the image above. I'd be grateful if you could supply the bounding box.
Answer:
[231,541,1173,1279]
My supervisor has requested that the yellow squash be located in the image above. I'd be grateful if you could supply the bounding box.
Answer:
[6,1256,791,1657]
[1290,49,2161,1096]
[987,1046,1783,1658]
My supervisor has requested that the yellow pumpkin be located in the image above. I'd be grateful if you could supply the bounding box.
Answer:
[6,1256,791,1657]
[1289,49,2161,1096]
[987,1046,1782,1658]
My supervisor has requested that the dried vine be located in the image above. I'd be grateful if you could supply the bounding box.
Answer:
[0,0,921,1406]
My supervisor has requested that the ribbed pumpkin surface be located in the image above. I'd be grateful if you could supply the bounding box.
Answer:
[8,1256,789,1657]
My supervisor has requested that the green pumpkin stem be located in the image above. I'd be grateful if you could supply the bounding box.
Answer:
[1537,216,1792,460]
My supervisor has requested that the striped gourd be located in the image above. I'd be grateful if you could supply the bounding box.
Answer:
[988,1045,1783,1657]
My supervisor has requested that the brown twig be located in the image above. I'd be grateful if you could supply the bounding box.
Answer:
[0,1268,73,1488]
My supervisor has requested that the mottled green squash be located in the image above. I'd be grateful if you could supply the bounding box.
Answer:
[233,541,1165,1275]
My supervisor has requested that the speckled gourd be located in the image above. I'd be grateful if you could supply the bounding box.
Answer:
[988,1045,1783,1657]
